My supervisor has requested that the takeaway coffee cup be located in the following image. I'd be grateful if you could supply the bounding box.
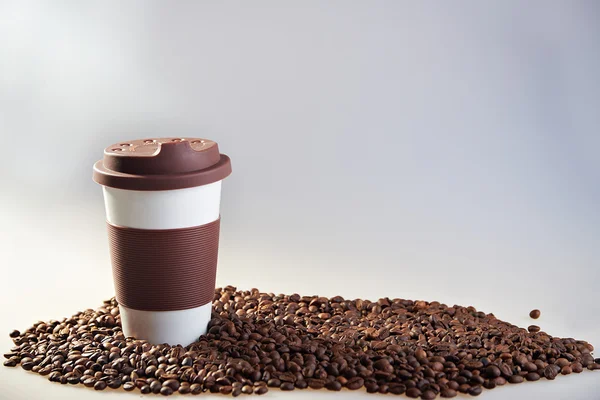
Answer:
[93,138,231,346]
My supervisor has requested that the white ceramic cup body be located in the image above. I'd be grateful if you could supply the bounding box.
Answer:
[102,181,222,346]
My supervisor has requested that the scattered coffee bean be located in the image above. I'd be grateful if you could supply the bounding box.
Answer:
[572,362,583,373]
[346,376,364,390]
[406,387,422,398]
[508,375,524,384]
[485,365,501,378]
[529,309,541,319]
[254,385,268,395]
[526,372,540,381]
[561,366,572,375]
[160,386,173,396]
[441,388,457,398]
[3,287,599,397]
[543,365,560,380]
[9,330,20,338]
[528,325,541,333]
[3,359,16,367]
[468,385,483,396]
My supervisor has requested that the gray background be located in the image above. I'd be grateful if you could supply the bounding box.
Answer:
[1,1,599,399]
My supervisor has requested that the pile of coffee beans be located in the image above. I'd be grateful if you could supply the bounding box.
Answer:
[4,287,599,398]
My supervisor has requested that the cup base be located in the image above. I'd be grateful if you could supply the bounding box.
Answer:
[119,303,212,346]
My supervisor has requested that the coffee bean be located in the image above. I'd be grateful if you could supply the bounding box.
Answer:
[140,385,151,394]
[572,362,583,373]
[529,309,541,319]
[523,362,537,372]
[543,365,560,380]
[468,386,483,396]
[160,386,173,396]
[178,384,191,394]
[325,380,342,391]
[267,378,280,387]
[177,356,189,366]
[561,366,572,375]
[556,358,570,368]
[364,381,378,393]
[123,381,135,391]
[162,379,180,391]
[190,383,202,394]
[485,365,501,378]
[494,376,506,386]
[508,375,524,384]
[150,380,162,393]
[388,382,406,395]
[94,381,106,391]
[83,378,96,387]
[441,388,457,398]
[280,382,295,391]
[254,385,268,395]
[346,376,364,390]
[406,387,421,398]
[3,359,16,367]
[526,372,540,381]
[422,390,437,399]
[528,325,540,333]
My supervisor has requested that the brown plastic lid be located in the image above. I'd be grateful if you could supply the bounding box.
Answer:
[93,138,231,191]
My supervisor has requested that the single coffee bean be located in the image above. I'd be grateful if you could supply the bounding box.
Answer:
[346,376,364,390]
[150,380,162,393]
[572,362,583,373]
[295,379,307,389]
[485,365,501,378]
[123,381,135,391]
[242,384,253,394]
[254,385,268,395]
[280,382,295,391]
[422,390,437,399]
[160,386,173,396]
[190,383,202,394]
[93,381,106,391]
[406,387,422,398]
[528,325,540,333]
[468,386,482,396]
[140,385,151,394]
[441,388,457,398]
[525,372,540,381]
[508,375,524,384]
[3,359,16,367]
[543,365,559,380]
[9,330,20,338]
[267,378,280,387]
[483,380,496,389]
[529,309,541,319]
[83,378,96,387]
[523,362,537,372]
[308,379,326,389]
[388,383,406,395]
[325,380,342,391]
[181,357,192,367]
[163,379,180,391]
[561,366,572,375]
